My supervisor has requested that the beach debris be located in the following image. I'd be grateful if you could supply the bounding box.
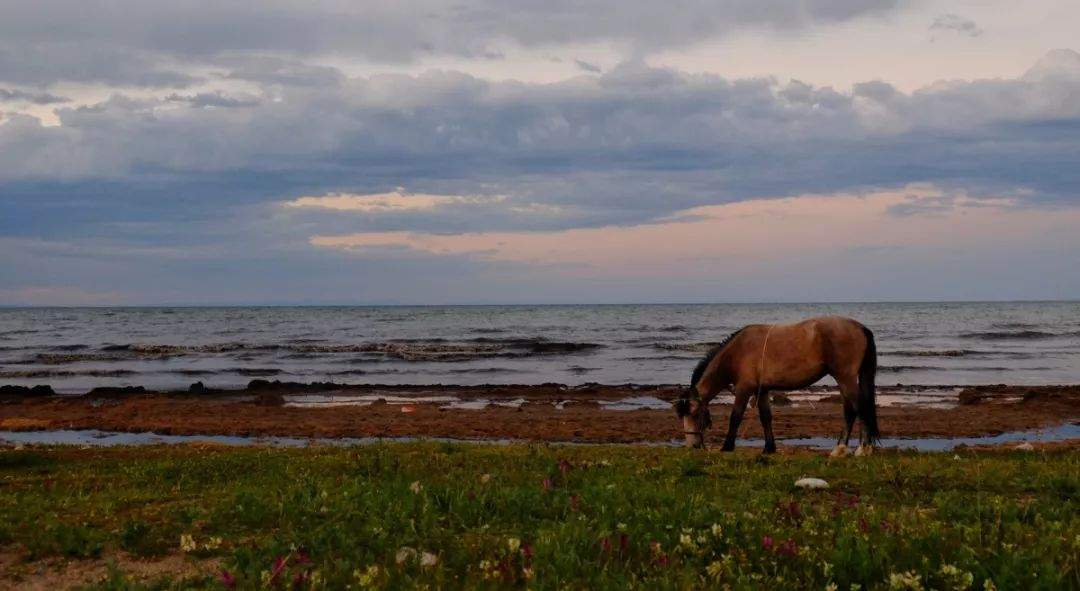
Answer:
[794,477,829,489]
[1015,442,1035,451]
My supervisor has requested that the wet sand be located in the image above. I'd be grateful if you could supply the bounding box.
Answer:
[1,382,1078,445]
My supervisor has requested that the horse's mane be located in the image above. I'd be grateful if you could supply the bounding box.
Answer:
[688,328,744,389]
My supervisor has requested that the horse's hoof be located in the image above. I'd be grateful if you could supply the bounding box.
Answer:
[829,444,848,458]
[854,445,873,457]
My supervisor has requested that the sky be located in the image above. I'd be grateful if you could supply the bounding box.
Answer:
[1,0,1078,305]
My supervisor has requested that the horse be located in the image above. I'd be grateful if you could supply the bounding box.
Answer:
[674,316,878,456]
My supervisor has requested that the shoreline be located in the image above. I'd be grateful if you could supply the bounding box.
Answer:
[2,382,1078,446]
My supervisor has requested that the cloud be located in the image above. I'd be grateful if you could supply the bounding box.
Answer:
[575,59,602,73]
[0,1,907,80]
[164,91,260,108]
[2,49,1080,303]
[929,14,983,39]
[3,51,1079,229]
[283,189,504,213]
[0,88,70,105]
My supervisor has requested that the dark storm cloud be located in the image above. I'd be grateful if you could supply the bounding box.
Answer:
[4,52,1079,230]
[930,14,983,38]
[0,0,906,88]
[0,88,71,105]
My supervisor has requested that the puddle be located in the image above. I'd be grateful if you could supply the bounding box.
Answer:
[0,422,1076,451]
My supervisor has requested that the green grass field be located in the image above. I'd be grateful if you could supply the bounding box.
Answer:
[1,443,1077,590]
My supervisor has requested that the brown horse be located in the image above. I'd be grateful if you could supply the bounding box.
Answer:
[675,316,878,455]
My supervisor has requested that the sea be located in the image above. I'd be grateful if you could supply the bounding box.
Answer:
[1,302,1079,394]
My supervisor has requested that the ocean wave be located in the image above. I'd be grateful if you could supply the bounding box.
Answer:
[652,342,721,353]
[958,330,1059,340]
[883,349,970,357]
[879,365,1040,373]
[0,369,137,378]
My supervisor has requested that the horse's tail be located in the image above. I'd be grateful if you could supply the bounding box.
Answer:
[858,325,880,443]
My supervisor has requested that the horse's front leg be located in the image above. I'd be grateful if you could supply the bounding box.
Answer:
[720,390,751,452]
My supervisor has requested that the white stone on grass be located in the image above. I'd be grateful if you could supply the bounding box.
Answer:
[794,477,829,489]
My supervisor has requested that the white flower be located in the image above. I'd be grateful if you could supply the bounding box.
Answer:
[825,583,838,591]
[616,522,628,532]
[396,547,418,564]
[678,534,695,549]
[706,560,725,579]
[710,523,723,537]
[507,537,521,552]
[420,551,439,567]
[354,565,380,587]
[409,480,423,494]
[887,570,924,591]
[938,564,974,590]
[179,534,197,553]
[480,473,492,484]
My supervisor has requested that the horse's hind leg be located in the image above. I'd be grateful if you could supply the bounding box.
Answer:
[831,401,857,457]
[757,391,776,454]
[831,376,859,457]
[721,389,751,452]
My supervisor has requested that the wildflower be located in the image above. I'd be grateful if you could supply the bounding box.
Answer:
[353,565,380,587]
[776,538,798,558]
[396,547,418,564]
[522,567,534,580]
[600,537,612,553]
[219,570,236,589]
[507,537,521,552]
[825,583,838,591]
[480,473,492,484]
[939,564,974,590]
[541,477,553,491]
[558,459,572,475]
[822,561,834,577]
[619,533,629,554]
[269,555,288,585]
[706,560,725,580]
[887,570,924,591]
[983,579,997,591]
[616,522,627,532]
[203,536,222,551]
[710,523,723,537]
[761,535,774,550]
[569,494,580,511]
[679,533,695,549]
[409,481,423,494]
[420,552,439,567]
[179,534,197,553]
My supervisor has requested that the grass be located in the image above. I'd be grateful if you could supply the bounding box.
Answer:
[0,443,1077,590]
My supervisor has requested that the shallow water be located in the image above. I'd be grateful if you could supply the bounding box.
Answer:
[2,302,1079,393]
[1,423,1076,451]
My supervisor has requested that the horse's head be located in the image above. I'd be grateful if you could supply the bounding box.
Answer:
[675,388,712,448]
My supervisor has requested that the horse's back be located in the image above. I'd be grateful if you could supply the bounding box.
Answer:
[733,316,869,389]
